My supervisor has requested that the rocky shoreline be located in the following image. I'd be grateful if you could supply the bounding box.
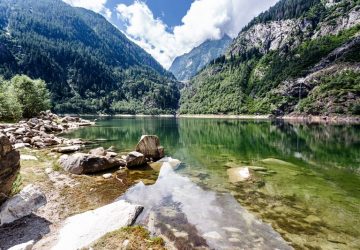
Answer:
[0,112,183,250]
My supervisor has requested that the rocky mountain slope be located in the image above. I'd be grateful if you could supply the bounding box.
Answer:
[0,0,179,114]
[180,0,360,116]
[169,35,232,81]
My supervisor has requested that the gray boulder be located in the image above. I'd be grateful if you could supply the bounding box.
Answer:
[126,151,147,168]
[135,135,165,160]
[59,153,126,175]
[89,147,107,156]
[0,133,20,205]
[0,185,46,226]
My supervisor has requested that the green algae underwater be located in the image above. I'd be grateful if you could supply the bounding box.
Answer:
[64,117,360,249]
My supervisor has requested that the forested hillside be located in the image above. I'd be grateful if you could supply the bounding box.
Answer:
[180,0,360,116]
[0,0,179,114]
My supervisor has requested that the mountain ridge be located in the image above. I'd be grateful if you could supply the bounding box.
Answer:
[169,35,232,81]
[180,0,360,116]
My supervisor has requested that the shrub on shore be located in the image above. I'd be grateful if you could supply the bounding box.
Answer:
[0,75,51,122]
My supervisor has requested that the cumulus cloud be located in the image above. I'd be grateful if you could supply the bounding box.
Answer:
[117,0,279,69]
[63,0,112,19]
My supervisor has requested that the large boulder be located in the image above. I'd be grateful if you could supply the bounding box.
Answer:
[0,185,46,226]
[59,153,126,175]
[0,133,21,205]
[135,135,165,160]
[126,151,147,168]
[52,200,143,250]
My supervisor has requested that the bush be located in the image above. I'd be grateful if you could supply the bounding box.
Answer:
[0,75,51,121]
[11,75,51,118]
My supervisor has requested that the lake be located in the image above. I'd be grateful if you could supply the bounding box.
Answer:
[64,117,360,249]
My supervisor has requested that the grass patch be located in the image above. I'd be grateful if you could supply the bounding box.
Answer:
[90,226,166,250]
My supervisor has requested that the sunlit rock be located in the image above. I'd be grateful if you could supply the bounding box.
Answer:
[149,157,181,171]
[227,167,251,183]
[0,185,46,226]
[52,200,143,250]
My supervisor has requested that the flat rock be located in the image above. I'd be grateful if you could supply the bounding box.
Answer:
[14,143,31,149]
[52,200,143,250]
[0,185,47,226]
[52,145,81,154]
[89,147,106,156]
[20,155,38,161]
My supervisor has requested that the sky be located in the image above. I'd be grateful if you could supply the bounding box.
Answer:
[62,0,279,69]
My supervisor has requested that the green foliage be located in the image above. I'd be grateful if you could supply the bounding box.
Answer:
[11,75,51,118]
[0,77,22,121]
[0,0,179,114]
[0,75,51,121]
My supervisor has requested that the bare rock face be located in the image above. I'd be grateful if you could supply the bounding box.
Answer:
[0,133,20,205]
[126,151,147,168]
[59,153,126,175]
[0,185,46,226]
[135,135,165,160]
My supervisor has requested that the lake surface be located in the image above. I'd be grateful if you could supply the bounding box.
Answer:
[64,117,360,249]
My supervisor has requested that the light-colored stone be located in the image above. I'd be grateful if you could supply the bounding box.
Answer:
[89,147,106,156]
[149,157,181,171]
[0,185,46,226]
[52,145,81,154]
[52,200,143,250]
[8,240,34,250]
[203,231,222,240]
[102,173,112,179]
[227,167,251,183]
[14,143,31,149]
[20,155,38,161]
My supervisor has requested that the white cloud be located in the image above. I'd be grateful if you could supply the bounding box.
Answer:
[63,0,112,19]
[116,0,279,69]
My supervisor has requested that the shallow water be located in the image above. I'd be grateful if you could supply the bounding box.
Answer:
[64,118,360,249]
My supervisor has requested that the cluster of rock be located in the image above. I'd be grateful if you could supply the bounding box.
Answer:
[58,135,175,175]
[0,110,93,149]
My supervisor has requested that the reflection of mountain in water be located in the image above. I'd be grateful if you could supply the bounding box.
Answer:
[119,164,292,250]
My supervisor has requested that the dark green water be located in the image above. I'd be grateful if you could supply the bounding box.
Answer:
[65,118,360,249]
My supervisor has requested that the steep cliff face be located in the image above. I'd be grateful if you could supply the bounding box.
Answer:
[180,0,360,116]
[169,35,232,81]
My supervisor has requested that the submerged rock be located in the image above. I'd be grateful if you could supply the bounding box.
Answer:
[126,151,147,168]
[135,135,165,160]
[0,185,46,226]
[149,157,181,171]
[59,153,126,175]
[227,167,251,183]
[52,200,143,250]
[0,133,20,205]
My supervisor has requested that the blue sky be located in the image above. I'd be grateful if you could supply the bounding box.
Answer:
[63,0,279,68]
[107,0,194,27]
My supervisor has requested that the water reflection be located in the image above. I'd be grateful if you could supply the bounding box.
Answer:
[119,164,292,250]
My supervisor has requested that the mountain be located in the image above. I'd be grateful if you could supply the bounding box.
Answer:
[169,35,232,81]
[0,0,179,114]
[180,0,360,116]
